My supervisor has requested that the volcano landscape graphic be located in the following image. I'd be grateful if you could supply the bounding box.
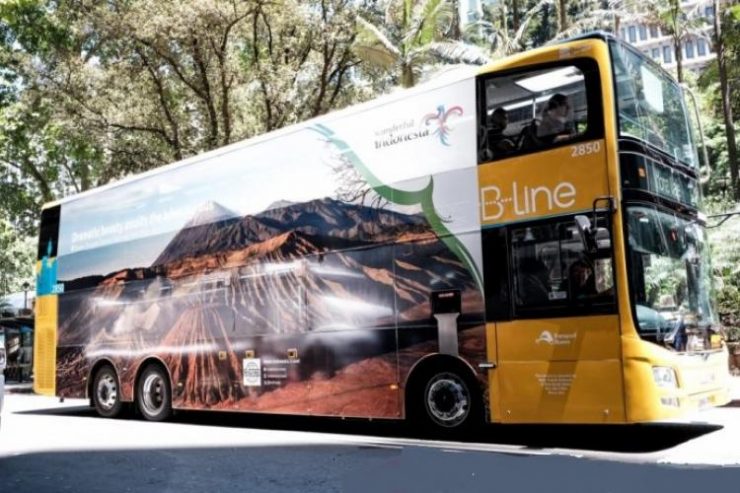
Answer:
[56,197,486,417]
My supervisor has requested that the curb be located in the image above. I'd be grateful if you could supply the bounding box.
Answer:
[4,384,35,395]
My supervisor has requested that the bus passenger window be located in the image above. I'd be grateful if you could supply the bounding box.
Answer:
[510,218,615,315]
[478,60,601,163]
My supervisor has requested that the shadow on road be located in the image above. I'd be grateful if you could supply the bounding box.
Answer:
[1,441,737,493]
[15,402,723,454]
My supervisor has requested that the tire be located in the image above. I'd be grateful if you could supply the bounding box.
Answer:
[409,366,482,435]
[92,365,124,418]
[136,363,172,422]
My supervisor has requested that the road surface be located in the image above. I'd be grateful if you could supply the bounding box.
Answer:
[1,393,739,492]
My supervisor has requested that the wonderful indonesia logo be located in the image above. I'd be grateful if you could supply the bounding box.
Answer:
[373,104,463,149]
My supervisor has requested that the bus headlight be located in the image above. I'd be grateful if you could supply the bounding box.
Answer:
[652,367,678,389]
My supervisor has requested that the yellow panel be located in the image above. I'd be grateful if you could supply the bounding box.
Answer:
[498,360,625,423]
[491,315,625,424]
[478,39,600,76]
[485,323,502,422]
[621,335,731,422]
[33,295,58,396]
[478,140,609,226]
[497,315,622,362]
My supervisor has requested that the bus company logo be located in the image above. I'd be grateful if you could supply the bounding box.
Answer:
[372,104,463,150]
[480,181,577,221]
[422,105,463,146]
[373,119,431,150]
[243,358,262,387]
[536,331,576,346]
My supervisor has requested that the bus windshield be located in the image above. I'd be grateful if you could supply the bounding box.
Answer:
[610,41,697,168]
[625,205,715,343]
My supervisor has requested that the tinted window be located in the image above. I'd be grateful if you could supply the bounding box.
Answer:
[510,217,615,316]
[477,59,602,163]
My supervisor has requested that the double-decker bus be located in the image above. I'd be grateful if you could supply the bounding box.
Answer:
[33,33,730,430]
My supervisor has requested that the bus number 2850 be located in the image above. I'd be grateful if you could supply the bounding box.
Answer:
[571,141,601,157]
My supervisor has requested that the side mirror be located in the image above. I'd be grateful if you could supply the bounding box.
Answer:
[575,215,596,253]
[575,215,612,257]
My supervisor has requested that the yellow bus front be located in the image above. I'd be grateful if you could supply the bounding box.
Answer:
[476,35,730,424]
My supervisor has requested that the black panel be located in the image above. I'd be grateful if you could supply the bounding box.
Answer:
[482,226,511,321]
[37,205,60,260]
[431,290,461,315]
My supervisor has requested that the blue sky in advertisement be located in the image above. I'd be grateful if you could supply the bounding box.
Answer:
[57,129,338,281]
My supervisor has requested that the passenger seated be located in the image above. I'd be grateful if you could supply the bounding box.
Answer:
[567,258,598,300]
[538,93,575,144]
[485,108,516,156]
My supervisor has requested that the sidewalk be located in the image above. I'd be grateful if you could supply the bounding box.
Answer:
[4,381,34,394]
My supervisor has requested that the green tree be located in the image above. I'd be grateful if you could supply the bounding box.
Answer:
[0,214,35,297]
[712,1,740,200]
[354,0,488,88]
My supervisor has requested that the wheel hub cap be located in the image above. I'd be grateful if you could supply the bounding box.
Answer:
[426,373,470,427]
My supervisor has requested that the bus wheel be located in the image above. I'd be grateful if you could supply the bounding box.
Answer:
[136,364,172,422]
[92,365,123,418]
[411,367,481,434]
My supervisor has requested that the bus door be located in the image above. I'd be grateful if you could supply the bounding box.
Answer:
[483,215,624,424]
[476,50,625,423]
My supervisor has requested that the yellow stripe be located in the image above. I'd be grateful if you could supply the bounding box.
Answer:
[33,294,57,396]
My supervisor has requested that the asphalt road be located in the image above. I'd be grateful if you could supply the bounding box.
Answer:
[1,393,739,492]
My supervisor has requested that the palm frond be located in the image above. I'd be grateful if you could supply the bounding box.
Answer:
[424,41,491,65]
[355,16,402,59]
[409,0,453,46]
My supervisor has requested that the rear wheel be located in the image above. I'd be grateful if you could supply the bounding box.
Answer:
[92,365,123,418]
[136,364,172,422]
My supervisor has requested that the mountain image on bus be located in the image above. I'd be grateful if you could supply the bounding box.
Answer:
[33,33,731,430]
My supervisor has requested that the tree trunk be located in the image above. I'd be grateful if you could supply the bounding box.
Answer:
[450,0,462,40]
[674,37,683,83]
[512,0,520,31]
[559,0,568,32]
[715,0,740,199]
[401,63,415,88]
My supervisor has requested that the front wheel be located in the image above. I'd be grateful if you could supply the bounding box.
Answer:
[409,367,482,435]
[92,365,123,418]
[136,364,172,422]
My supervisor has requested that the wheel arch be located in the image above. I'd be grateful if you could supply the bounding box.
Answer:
[402,353,482,418]
[86,358,119,401]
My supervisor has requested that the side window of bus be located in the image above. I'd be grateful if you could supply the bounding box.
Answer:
[509,216,615,316]
[478,59,602,164]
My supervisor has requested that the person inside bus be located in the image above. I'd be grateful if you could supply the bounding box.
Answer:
[537,93,575,144]
[517,257,551,305]
[568,258,598,300]
[486,108,516,156]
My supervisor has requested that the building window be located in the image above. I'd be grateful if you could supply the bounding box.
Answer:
[639,25,647,41]
[652,48,660,60]
[705,6,715,19]
[663,45,672,64]
[629,26,637,43]
[698,38,707,56]
[621,28,627,40]
[650,25,659,38]
[685,41,695,59]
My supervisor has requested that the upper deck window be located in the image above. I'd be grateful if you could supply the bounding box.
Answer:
[477,58,602,164]
[611,41,697,168]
